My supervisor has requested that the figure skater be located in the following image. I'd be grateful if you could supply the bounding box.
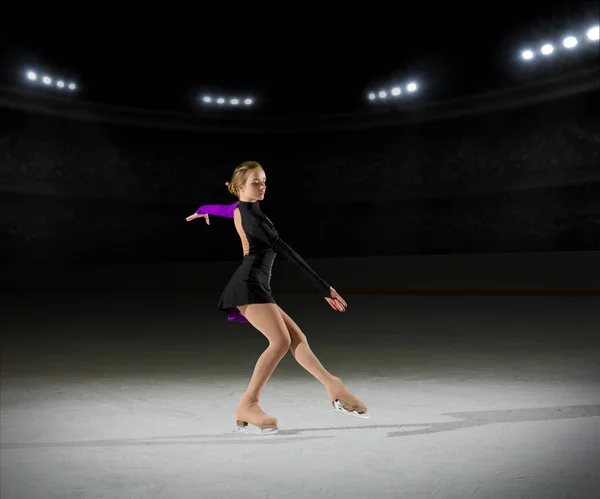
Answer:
[186,161,369,433]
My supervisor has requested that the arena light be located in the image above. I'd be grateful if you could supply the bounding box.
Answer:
[541,44,554,55]
[519,23,599,62]
[200,93,254,108]
[367,77,420,104]
[25,69,78,91]
[522,49,534,60]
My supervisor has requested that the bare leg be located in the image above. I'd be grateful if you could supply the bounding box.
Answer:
[237,303,290,403]
[277,305,368,415]
[277,306,337,387]
[235,303,368,424]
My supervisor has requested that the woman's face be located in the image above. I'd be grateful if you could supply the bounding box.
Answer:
[240,169,266,201]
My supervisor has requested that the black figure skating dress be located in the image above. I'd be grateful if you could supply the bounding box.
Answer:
[195,200,331,322]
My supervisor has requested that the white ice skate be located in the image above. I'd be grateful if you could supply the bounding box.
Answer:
[332,398,371,419]
[234,420,279,434]
[327,378,370,419]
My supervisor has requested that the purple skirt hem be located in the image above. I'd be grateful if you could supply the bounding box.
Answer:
[227,308,249,323]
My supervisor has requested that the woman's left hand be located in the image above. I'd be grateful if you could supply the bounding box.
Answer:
[325,287,347,312]
[186,213,210,224]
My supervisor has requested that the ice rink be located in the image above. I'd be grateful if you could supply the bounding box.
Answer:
[2,291,599,499]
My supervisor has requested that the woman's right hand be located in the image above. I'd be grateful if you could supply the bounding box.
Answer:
[186,213,210,224]
[325,287,347,312]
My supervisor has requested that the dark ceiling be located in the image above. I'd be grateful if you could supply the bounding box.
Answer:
[1,2,598,116]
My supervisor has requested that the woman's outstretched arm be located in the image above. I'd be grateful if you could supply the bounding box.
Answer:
[186,201,239,223]
[252,219,331,296]
[261,224,347,311]
[195,201,239,218]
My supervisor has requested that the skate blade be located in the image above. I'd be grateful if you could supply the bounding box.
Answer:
[332,399,371,419]
[234,423,279,435]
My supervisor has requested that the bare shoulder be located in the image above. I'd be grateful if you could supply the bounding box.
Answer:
[233,207,242,223]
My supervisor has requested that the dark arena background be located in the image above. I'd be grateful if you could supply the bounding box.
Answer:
[1,7,600,499]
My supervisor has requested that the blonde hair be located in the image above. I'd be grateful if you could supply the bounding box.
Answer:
[225,161,264,198]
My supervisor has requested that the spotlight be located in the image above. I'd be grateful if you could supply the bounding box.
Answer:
[230,98,239,105]
[202,96,212,103]
[57,81,65,88]
[541,44,554,55]
[587,26,599,41]
[42,76,52,85]
[378,90,387,98]
[406,82,417,92]
[244,98,253,105]
[563,36,578,48]
[216,98,225,104]
[522,49,534,60]
[68,83,76,91]
[391,87,401,96]
[27,71,37,81]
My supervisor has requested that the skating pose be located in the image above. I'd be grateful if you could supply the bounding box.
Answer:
[186,161,369,433]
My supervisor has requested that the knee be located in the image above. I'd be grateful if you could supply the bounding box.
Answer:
[270,334,291,354]
[290,331,308,351]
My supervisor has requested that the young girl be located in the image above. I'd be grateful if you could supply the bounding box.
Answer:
[187,161,369,433]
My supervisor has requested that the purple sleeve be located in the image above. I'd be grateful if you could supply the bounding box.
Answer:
[195,201,238,218]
